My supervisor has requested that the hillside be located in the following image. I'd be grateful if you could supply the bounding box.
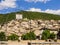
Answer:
[0,11,60,24]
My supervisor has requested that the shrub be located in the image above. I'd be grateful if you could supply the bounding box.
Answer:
[41,30,56,40]
[41,30,50,40]
[49,32,56,39]
[0,32,6,41]
[21,31,36,40]
[7,34,19,41]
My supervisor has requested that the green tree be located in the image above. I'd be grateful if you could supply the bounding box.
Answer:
[41,30,50,40]
[49,32,56,39]
[0,32,6,41]
[21,31,36,40]
[8,34,19,41]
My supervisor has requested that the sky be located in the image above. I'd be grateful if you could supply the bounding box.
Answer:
[0,0,60,15]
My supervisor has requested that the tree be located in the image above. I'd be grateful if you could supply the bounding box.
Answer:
[41,30,50,40]
[0,32,6,41]
[21,31,36,40]
[49,32,56,39]
[7,34,19,41]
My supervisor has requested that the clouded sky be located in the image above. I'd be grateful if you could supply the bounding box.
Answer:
[0,0,60,15]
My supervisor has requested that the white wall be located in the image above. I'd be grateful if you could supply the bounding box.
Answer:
[16,14,23,20]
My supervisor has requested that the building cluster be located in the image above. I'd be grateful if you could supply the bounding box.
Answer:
[0,14,60,40]
[0,19,60,38]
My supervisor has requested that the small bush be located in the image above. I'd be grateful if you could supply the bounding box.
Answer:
[41,30,56,40]
[7,34,19,41]
[21,31,36,40]
[0,32,6,41]
[41,30,50,40]
[49,32,56,39]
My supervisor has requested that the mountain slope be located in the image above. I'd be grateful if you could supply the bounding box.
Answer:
[0,11,60,24]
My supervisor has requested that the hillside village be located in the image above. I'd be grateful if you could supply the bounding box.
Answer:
[0,14,60,40]
[0,0,60,45]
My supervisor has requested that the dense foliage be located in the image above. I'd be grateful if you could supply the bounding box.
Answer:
[0,11,60,24]
[49,32,56,39]
[7,34,19,41]
[21,31,36,40]
[0,32,6,41]
[41,30,56,40]
[41,30,50,40]
[19,11,60,20]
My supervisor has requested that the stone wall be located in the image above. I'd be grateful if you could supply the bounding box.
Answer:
[0,40,60,45]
